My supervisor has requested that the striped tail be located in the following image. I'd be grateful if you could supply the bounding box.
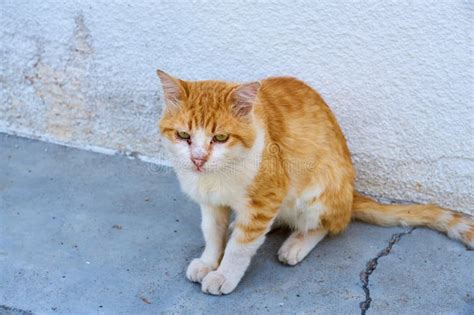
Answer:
[352,193,474,249]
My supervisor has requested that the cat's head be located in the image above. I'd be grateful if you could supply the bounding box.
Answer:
[157,70,261,174]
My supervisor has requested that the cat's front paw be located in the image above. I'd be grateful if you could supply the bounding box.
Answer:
[201,270,238,295]
[186,258,215,283]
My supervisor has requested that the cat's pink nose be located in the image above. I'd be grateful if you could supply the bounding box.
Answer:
[191,157,207,168]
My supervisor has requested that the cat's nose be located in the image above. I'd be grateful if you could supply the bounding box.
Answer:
[191,157,207,168]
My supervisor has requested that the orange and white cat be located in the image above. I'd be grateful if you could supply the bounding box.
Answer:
[157,70,474,295]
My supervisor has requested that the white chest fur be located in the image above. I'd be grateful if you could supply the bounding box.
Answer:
[176,169,252,207]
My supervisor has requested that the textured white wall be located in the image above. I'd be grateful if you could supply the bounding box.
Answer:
[1,1,473,214]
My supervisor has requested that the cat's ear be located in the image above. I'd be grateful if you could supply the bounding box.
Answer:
[231,81,261,117]
[156,69,185,111]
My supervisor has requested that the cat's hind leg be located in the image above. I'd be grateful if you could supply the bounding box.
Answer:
[278,227,327,265]
[277,190,329,266]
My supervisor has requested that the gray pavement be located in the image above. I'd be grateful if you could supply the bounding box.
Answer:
[0,134,473,314]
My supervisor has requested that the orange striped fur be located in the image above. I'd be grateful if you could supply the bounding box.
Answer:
[157,70,474,295]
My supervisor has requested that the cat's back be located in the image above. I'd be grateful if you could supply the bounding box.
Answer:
[260,76,316,94]
[257,76,339,138]
[257,76,334,125]
[256,75,351,169]
[260,76,321,107]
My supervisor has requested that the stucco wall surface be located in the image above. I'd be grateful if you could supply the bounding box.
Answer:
[1,1,473,214]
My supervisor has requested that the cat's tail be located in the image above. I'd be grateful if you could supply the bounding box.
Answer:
[351,192,474,249]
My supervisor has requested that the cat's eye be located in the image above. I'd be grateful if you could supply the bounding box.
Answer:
[176,131,191,140]
[213,134,229,143]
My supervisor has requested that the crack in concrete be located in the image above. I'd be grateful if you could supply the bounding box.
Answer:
[0,305,34,315]
[359,228,415,315]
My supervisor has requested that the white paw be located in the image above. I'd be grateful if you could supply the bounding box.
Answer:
[278,237,308,266]
[201,270,238,295]
[186,258,214,283]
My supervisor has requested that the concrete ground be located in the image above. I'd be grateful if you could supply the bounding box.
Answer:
[0,134,473,315]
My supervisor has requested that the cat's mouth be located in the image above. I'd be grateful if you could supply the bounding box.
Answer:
[194,165,205,172]
[191,157,208,173]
